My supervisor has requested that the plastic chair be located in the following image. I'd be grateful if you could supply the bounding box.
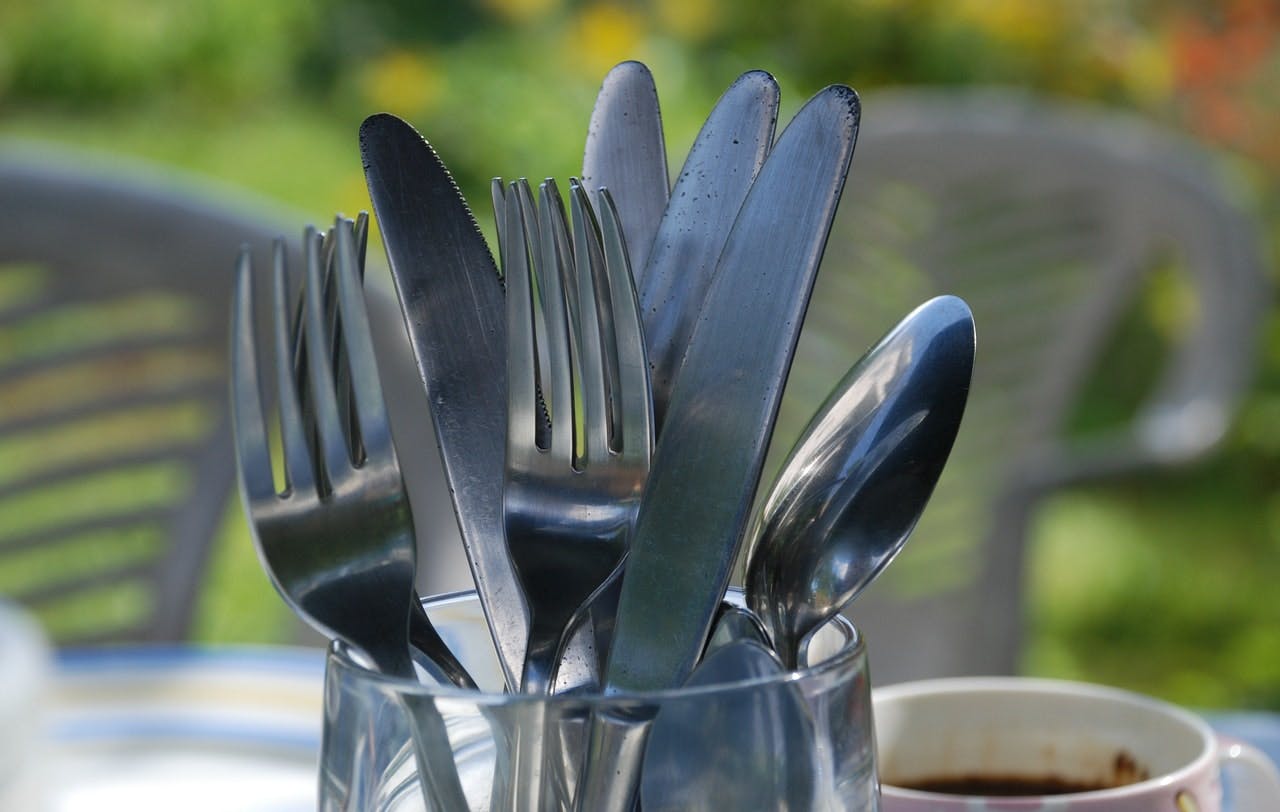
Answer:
[768,89,1270,684]
[0,148,455,644]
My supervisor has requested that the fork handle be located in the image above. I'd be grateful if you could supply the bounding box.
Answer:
[380,651,471,810]
[410,594,478,689]
[574,709,652,812]
[402,692,471,810]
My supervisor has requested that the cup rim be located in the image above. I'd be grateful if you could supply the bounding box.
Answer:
[327,590,867,703]
[872,676,1217,803]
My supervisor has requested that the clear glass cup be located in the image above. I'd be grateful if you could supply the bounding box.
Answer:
[319,591,877,811]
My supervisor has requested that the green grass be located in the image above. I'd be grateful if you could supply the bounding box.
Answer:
[192,502,299,645]
[1026,461,1280,710]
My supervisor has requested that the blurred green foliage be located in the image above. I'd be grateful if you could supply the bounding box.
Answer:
[2,0,1279,710]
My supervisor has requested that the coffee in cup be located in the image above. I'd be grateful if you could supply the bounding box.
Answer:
[873,677,1280,811]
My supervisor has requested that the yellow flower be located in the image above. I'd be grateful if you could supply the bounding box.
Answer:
[360,50,444,116]
[655,0,720,42]
[479,0,563,25]
[571,3,648,77]
[952,0,1070,51]
[1122,35,1174,105]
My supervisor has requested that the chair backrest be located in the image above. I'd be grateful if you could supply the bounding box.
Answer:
[767,89,1269,684]
[0,149,457,644]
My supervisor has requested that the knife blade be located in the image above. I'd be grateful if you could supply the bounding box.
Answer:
[603,85,861,693]
[639,70,780,431]
[582,60,669,282]
[360,113,526,690]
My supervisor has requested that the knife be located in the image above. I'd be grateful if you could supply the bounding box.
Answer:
[582,60,669,282]
[639,70,779,431]
[360,113,526,690]
[604,85,861,694]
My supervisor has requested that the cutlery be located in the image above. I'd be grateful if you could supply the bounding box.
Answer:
[745,295,975,668]
[498,178,652,810]
[582,61,669,280]
[410,600,477,688]
[230,220,467,808]
[702,601,771,655]
[575,84,859,812]
[640,70,779,430]
[499,178,652,695]
[360,113,526,691]
[289,215,476,690]
[604,85,861,694]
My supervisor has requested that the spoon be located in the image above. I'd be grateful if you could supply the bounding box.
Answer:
[745,295,975,669]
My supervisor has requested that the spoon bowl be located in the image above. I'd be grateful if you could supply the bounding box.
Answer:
[746,295,975,668]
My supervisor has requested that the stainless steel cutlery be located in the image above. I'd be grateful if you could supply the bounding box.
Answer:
[603,84,862,695]
[231,217,468,808]
[746,295,976,668]
[581,60,669,280]
[360,113,527,691]
[496,178,653,696]
[232,62,979,812]
[638,69,779,430]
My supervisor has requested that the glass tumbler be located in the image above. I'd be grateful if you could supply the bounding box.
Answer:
[319,591,877,811]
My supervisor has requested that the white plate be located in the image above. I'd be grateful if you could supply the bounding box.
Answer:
[46,646,325,812]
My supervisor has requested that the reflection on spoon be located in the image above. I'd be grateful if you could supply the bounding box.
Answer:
[746,295,975,668]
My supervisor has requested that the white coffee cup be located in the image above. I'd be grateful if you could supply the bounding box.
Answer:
[873,677,1280,811]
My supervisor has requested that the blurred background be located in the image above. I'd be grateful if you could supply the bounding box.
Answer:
[1,0,1278,710]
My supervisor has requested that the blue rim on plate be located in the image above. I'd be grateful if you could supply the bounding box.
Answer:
[48,645,326,811]
[54,645,324,751]
[56,644,326,676]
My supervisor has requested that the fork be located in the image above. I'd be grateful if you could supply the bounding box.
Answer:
[230,218,468,809]
[499,178,653,697]
[289,215,476,691]
[494,177,652,811]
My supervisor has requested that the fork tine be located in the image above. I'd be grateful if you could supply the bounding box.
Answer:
[504,179,556,439]
[292,225,336,371]
[230,245,277,502]
[491,178,507,264]
[332,217,394,461]
[534,179,579,465]
[353,211,370,279]
[326,216,360,463]
[517,179,574,463]
[505,182,541,458]
[568,180,611,465]
[288,223,340,472]
[539,178,579,332]
[582,190,623,452]
[271,238,317,496]
[595,188,654,464]
[301,225,350,491]
[330,212,372,462]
